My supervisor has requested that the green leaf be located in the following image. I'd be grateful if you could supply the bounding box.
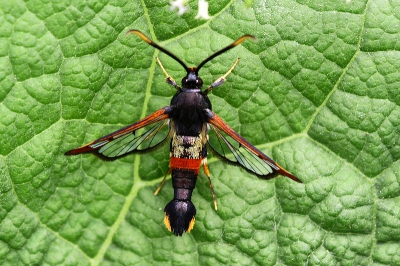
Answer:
[1,0,399,265]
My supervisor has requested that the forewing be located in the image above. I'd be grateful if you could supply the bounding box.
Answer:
[208,124,276,176]
[205,109,301,183]
[65,106,171,160]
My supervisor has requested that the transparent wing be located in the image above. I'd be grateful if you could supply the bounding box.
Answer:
[98,119,170,158]
[65,106,171,160]
[205,109,301,182]
[208,124,276,176]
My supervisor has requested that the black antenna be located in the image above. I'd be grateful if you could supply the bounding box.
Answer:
[196,35,256,74]
[127,30,189,72]
[127,30,256,75]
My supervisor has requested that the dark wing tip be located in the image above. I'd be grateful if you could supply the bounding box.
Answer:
[278,168,302,183]
[64,145,94,156]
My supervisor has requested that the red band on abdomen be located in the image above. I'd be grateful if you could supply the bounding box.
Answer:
[170,157,202,172]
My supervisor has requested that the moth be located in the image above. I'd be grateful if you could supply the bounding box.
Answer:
[65,30,301,236]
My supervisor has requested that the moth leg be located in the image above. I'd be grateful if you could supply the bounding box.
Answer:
[204,58,240,94]
[201,144,218,210]
[154,164,171,195]
[156,57,181,90]
[202,158,218,211]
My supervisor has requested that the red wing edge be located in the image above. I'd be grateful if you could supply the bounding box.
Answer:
[205,109,301,183]
[65,106,172,158]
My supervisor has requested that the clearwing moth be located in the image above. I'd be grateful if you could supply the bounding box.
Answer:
[65,30,301,236]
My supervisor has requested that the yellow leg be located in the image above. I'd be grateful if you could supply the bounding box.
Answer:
[154,166,171,195]
[156,57,180,90]
[203,161,218,211]
[204,58,240,94]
